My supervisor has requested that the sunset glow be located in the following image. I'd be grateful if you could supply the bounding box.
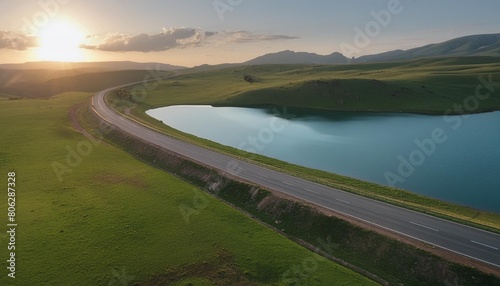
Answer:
[36,19,86,62]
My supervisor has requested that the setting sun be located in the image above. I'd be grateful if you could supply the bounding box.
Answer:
[37,19,86,62]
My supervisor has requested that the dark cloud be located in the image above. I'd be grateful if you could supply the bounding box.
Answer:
[0,31,37,50]
[81,28,211,52]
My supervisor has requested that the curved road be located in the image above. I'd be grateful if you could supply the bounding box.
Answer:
[91,79,500,269]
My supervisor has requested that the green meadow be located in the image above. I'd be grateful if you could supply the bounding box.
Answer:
[0,93,376,285]
[133,57,500,114]
[111,57,500,232]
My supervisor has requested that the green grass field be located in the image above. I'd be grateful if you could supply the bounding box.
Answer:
[129,57,500,114]
[0,69,171,99]
[0,93,376,285]
[110,58,500,232]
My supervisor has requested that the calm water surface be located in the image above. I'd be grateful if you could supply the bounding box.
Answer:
[146,106,500,213]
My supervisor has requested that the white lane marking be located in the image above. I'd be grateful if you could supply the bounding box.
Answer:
[335,198,351,204]
[311,201,500,268]
[282,181,295,187]
[305,188,320,194]
[471,240,499,250]
[409,221,439,232]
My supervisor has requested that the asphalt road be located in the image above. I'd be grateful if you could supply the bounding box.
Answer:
[91,79,500,268]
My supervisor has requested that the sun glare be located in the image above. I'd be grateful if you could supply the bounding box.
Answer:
[37,19,86,62]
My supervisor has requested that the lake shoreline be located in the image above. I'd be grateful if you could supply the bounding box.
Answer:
[147,105,500,214]
[212,103,500,116]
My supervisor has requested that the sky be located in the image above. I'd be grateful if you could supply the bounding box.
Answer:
[0,0,499,66]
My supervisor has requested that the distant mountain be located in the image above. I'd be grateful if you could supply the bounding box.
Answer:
[243,33,500,65]
[244,50,349,65]
[189,63,240,72]
[355,33,500,63]
[0,61,186,71]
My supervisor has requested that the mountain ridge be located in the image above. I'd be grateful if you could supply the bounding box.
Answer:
[244,33,500,65]
[245,50,349,65]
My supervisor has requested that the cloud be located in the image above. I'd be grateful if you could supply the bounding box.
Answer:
[80,28,298,53]
[221,31,299,43]
[81,28,216,52]
[0,31,37,50]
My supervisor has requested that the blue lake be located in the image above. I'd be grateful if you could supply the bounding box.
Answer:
[146,106,500,213]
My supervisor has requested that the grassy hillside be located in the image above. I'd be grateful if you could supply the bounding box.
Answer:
[0,93,376,285]
[125,57,500,115]
[222,59,500,113]
[0,69,172,98]
[356,34,500,62]
[109,58,500,232]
